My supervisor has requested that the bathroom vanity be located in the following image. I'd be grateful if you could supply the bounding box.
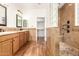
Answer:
[0,30,29,56]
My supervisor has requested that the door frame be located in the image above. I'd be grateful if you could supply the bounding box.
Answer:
[36,17,46,43]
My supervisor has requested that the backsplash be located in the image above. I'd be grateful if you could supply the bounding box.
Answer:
[0,26,28,32]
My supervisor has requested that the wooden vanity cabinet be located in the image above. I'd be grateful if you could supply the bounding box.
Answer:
[1,39,13,56]
[24,31,28,44]
[0,34,13,56]
[22,31,29,45]
[0,31,29,56]
[19,32,24,48]
[0,43,1,55]
[19,31,29,48]
[13,31,29,54]
[0,33,19,56]
[23,32,26,45]
[13,33,19,54]
[25,31,29,42]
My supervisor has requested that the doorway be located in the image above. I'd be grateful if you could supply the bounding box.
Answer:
[37,17,45,43]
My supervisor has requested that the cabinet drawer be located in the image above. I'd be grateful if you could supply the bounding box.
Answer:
[0,34,13,42]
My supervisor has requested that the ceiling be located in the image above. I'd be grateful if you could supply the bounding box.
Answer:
[13,3,50,9]
[58,3,65,8]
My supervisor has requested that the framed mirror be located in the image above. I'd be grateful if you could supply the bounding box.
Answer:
[0,4,7,26]
[16,14,22,27]
[23,19,27,27]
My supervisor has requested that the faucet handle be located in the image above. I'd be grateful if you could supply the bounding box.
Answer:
[0,29,4,32]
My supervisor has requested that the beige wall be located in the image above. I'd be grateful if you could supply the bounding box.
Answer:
[59,3,79,49]
[28,28,36,42]
[46,27,60,56]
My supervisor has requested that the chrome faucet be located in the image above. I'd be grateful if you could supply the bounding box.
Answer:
[0,29,4,32]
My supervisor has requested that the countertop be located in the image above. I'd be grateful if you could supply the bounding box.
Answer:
[0,30,28,36]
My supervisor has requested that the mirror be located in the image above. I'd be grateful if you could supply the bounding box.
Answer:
[23,19,27,27]
[16,14,22,27]
[0,4,7,26]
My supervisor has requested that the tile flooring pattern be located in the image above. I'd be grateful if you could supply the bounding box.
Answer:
[15,41,47,56]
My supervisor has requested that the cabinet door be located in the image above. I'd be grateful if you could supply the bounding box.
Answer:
[0,43,2,55]
[1,40,12,56]
[26,31,29,42]
[22,32,25,45]
[24,32,27,44]
[19,32,24,48]
[13,36,19,54]
[23,32,26,44]
[19,33,23,48]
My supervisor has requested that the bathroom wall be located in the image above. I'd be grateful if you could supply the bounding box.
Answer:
[0,3,52,28]
[1,4,18,27]
[1,3,24,28]
[21,3,52,41]
[51,3,58,27]
[46,3,60,56]
[28,28,36,42]
[59,3,77,48]
[0,4,28,31]
[7,4,17,27]
[46,27,60,56]
[59,3,79,55]
[22,3,51,28]
[22,3,58,28]
[23,3,59,42]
